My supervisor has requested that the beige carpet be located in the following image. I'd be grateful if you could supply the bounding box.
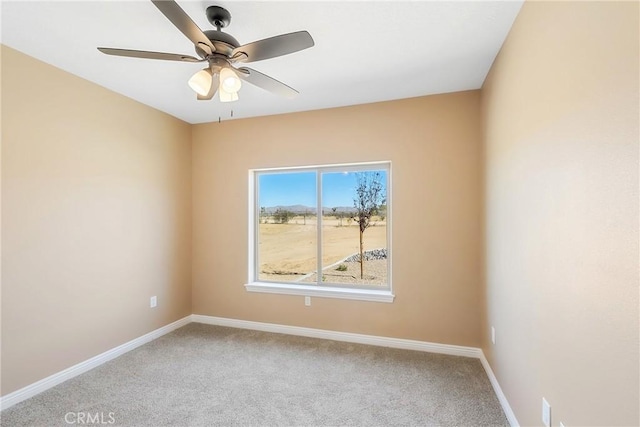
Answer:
[1,323,508,426]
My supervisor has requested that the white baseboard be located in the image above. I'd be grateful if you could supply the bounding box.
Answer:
[0,316,191,411]
[479,352,519,427]
[191,314,482,358]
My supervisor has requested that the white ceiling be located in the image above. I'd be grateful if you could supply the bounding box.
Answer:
[1,1,523,124]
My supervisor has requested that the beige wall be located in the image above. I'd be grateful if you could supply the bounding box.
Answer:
[1,46,193,395]
[481,2,639,426]
[192,92,484,347]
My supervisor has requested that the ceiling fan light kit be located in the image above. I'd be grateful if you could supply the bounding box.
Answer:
[219,67,242,94]
[188,68,213,96]
[219,87,239,103]
[97,1,314,104]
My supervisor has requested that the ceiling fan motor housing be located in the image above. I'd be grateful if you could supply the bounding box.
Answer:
[193,7,240,58]
[196,30,240,57]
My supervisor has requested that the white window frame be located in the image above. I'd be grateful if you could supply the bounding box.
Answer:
[245,161,394,303]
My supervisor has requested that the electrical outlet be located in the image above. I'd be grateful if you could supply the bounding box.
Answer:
[150,296,157,308]
[491,326,496,344]
[304,296,311,306]
[542,397,551,427]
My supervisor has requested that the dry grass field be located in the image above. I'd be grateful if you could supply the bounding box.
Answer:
[258,216,387,284]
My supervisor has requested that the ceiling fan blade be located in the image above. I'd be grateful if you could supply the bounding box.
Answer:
[197,75,219,100]
[232,31,314,63]
[151,0,216,55]
[97,47,204,62]
[236,67,298,99]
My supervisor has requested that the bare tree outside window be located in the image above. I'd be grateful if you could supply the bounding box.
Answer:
[351,171,386,279]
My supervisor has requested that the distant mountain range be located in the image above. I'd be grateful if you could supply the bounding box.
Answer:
[262,205,356,215]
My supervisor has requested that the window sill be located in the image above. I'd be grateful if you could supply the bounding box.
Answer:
[244,282,395,303]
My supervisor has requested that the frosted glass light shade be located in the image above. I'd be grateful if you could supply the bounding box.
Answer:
[219,86,239,103]
[188,69,212,96]
[220,67,242,93]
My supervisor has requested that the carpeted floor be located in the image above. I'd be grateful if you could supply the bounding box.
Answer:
[1,323,508,426]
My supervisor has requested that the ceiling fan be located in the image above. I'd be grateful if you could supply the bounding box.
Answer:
[98,0,314,102]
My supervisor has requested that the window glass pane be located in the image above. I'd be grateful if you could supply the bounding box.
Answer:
[257,172,317,283]
[311,169,388,287]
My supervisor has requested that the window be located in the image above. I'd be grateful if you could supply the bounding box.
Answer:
[246,162,393,303]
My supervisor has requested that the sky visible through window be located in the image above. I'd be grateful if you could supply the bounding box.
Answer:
[259,170,387,208]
